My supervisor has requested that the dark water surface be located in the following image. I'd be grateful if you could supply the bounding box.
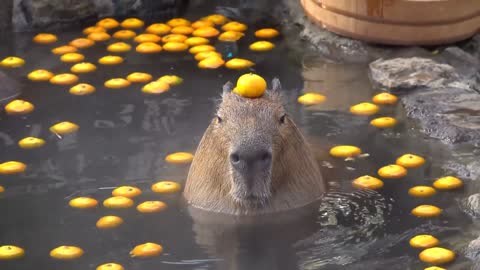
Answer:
[0,2,475,270]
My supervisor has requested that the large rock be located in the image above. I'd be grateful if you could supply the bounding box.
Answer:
[466,236,480,262]
[401,87,480,145]
[460,194,480,219]
[0,71,20,104]
[369,57,466,92]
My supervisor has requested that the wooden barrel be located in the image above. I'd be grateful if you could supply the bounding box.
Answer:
[300,0,480,45]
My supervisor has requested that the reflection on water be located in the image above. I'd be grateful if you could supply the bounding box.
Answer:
[0,2,475,270]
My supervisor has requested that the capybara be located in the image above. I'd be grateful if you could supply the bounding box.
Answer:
[184,78,326,215]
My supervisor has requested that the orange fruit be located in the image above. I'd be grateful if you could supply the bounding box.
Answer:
[127,72,153,83]
[218,31,244,42]
[142,81,170,94]
[151,181,182,194]
[377,164,407,179]
[104,78,131,89]
[136,42,162,54]
[33,33,58,44]
[191,20,214,29]
[409,235,439,249]
[145,23,171,35]
[198,55,224,69]
[98,55,124,65]
[69,197,98,209]
[255,28,280,39]
[171,26,194,35]
[70,38,95,49]
[0,161,26,175]
[107,42,132,53]
[0,56,25,68]
[189,44,215,54]
[372,92,398,105]
[163,42,188,52]
[396,154,425,168]
[370,117,397,128]
[232,73,267,97]
[222,21,247,32]
[28,69,54,81]
[165,152,193,164]
[136,201,167,213]
[0,186,3,193]
[202,14,228,25]
[419,247,455,265]
[329,145,362,158]
[0,245,25,260]
[350,102,380,115]
[5,99,34,115]
[166,18,190,28]
[161,34,188,43]
[112,186,142,198]
[120,18,144,29]
[49,121,79,134]
[83,26,106,35]
[87,32,111,42]
[51,45,77,55]
[185,37,210,46]
[69,83,96,96]
[70,62,97,73]
[103,196,134,209]
[50,246,84,260]
[96,263,125,270]
[112,30,136,40]
[225,58,254,70]
[194,51,222,61]
[192,27,220,38]
[408,186,436,198]
[157,75,183,86]
[411,205,442,218]
[18,137,45,149]
[352,175,384,190]
[130,242,163,258]
[249,41,275,52]
[424,267,446,270]
[297,93,326,105]
[96,216,124,229]
[97,18,120,29]
[433,176,463,190]
[50,73,79,85]
[60,52,85,63]
[134,33,161,43]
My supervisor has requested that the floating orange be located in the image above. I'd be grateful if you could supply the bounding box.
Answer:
[145,23,171,35]
[171,26,194,35]
[112,186,142,198]
[136,201,167,213]
[18,137,45,149]
[409,235,439,249]
[87,32,111,42]
[411,205,442,218]
[352,175,384,190]
[50,73,79,85]
[424,267,446,270]
[70,38,95,49]
[372,92,398,105]
[127,72,153,83]
[0,56,25,68]
[370,117,397,128]
[185,37,209,46]
[98,55,124,65]
[192,27,220,38]
[60,52,85,63]
[0,161,27,175]
[198,56,224,69]
[69,83,96,95]
[202,14,228,25]
[33,33,58,44]
[142,81,170,94]
[189,44,215,54]
[194,51,222,61]
[103,196,134,209]
[408,186,436,198]
[222,21,247,32]
[151,181,182,194]
[51,45,77,55]
[120,18,144,29]
[97,18,120,29]
[161,34,188,43]
[5,99,34,115]
[163,42,188,52]
[96,263,125,270]
[377,164,407,179]
[191,20,214,29]
[112,30,136,40]
[107,42,132,53]
[70,62,97,73]
[349,102,380,116]
[419,247,455,265]
[104,78,131,89]
[134,33,161,43]
[28,69,54,81]
[130,242,163,258]
[297,93,327,105]
[225,58,254,70]
[96,216,124,229]
[49,121,79,134]
[166,18,191,27]
[218,31,244,42]
[157,75,183,86]
[254,28,280,39]
[165,152,194,164]
[69,197,98,209]
[136,42,163,54]
[433,176,463,190]
[50,246,84,260]
[233,73,267,98]
[83,26,106,35]
[329,145,362,158]
[396,154,425,168]
[249,41,275,52]
[0,186,3,193]
[0,245,25,260]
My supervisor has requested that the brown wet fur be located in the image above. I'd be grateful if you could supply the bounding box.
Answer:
[184,81,326,215]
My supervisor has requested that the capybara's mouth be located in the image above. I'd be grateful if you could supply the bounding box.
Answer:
[231,192,270,208]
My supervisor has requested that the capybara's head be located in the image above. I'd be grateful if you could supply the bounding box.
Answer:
[184,79,326,215]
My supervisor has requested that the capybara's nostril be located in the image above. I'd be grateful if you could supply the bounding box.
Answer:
[230,153,240,164]
[260,152,272,163]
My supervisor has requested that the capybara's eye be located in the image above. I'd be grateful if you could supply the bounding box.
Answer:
[215,115,222,123]
[279,114,287,124]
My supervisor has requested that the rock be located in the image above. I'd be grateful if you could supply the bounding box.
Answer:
[460,194,480,219]
[401,87,480,144]
[0,0,13,33]
[438,47,480,91]
[466,236,480,261]
[369,57,465,92]
[0,71,20,104]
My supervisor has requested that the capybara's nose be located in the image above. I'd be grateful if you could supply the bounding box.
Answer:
[230,149,272,173]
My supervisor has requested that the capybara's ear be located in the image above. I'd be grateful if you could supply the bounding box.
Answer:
[271,77,282,92]
[222,81,234,94]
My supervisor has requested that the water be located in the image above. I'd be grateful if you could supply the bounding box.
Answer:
[0,2,476,270]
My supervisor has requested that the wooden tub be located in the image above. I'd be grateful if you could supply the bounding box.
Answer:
[300,0,480,45]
